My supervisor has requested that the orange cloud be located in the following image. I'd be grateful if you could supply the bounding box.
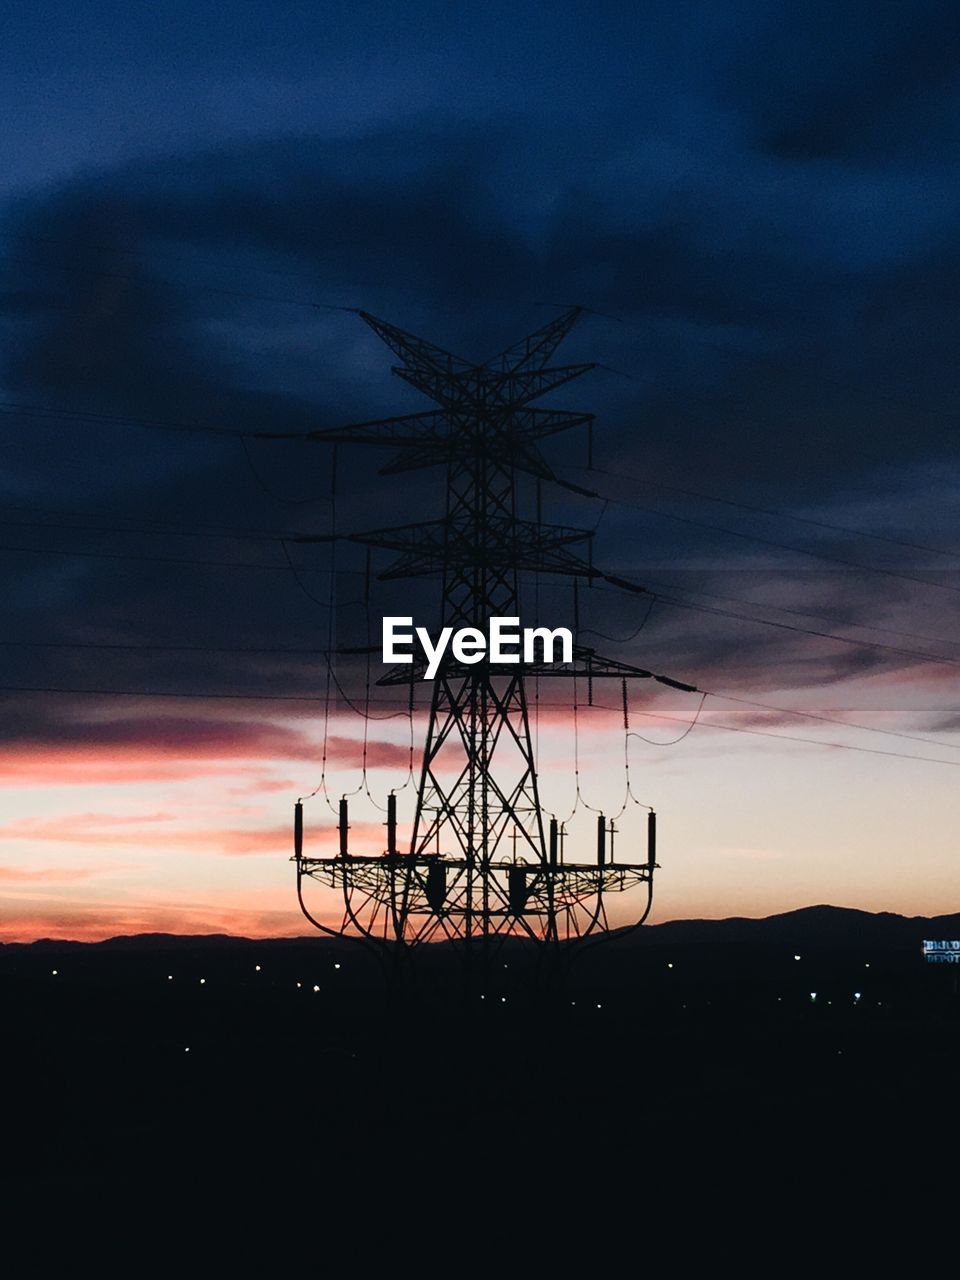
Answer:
[0,899,316,943]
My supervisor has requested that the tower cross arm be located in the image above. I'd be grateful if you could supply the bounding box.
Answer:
[393,362,596,410]
[375,644,697,690]
[305,409,449,448]
[343,517,596,563]
[529,644,699,690]
[489,306,585,373]
[357,311,476,379]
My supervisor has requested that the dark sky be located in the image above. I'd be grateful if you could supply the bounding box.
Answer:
[2,0,960,729]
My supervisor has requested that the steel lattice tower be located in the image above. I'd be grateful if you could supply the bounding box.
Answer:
[291,307,695,955]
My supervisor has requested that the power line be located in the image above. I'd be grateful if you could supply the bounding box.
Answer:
[4,248,959,453]
[582,305,960,432]
[2,624,949,753]
[2,287,956,778]
[3,236,957,437]
[0,680,401,709]
[0,399,247,439]
[0,499,304,543]
[5,492,955,664]
[0,514,291,544]
[638,578,960,653]
[562,470,960,598]
[626,692,707,746]
[6,526,953,672]
[0,228,344,288]
[700,690,960,752]
[0,250,347,315]
[580,593,658,643]
[582,580,960,672]
[240,434,325,506]
[0,539,315,574]
[0,229,442,308]
[0,638,374,656]
[17,415,951,645]
[308,548,960,676]
[0,679,955,769]
[576,459,960,562]
[0,398,326,506]
[651,591,960,670]
[627,706,960,769]
[604,654,960,752]
[0,664,955,764]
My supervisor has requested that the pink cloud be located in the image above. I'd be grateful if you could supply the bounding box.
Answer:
[0,712,420,787]
[324,737,414,769]
[0,865,103,883]
[228,777,300,796]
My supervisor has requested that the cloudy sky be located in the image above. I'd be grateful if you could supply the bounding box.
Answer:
[2,0,960,939]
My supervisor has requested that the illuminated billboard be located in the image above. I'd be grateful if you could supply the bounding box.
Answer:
[923,941,960,964]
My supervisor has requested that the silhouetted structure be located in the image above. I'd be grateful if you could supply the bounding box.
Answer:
[283,308,695,960]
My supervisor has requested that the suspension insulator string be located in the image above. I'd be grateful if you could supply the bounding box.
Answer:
[610,677,638,817]
[571,667,603,817]
[554,668,580,824]
[301,467,340,813]
[401,670,416,791]
[621,680,655,809]
[319,447,342,810]
[358,544,387,810]
[383,670,416,799]
[533,558,541,772]
[534,671,540,774]
[574,670,615,817]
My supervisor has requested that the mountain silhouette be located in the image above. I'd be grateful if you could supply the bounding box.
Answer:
[3,904,956,956]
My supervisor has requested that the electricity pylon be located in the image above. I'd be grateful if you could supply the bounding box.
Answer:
[288,307,695,955]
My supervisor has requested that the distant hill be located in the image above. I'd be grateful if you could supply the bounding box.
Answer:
[3,904,958,953]
[608,904,960,950]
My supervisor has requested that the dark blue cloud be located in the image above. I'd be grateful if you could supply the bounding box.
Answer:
[0,2,958,729]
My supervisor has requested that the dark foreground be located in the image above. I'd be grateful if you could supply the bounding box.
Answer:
[3,908,959,1235]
